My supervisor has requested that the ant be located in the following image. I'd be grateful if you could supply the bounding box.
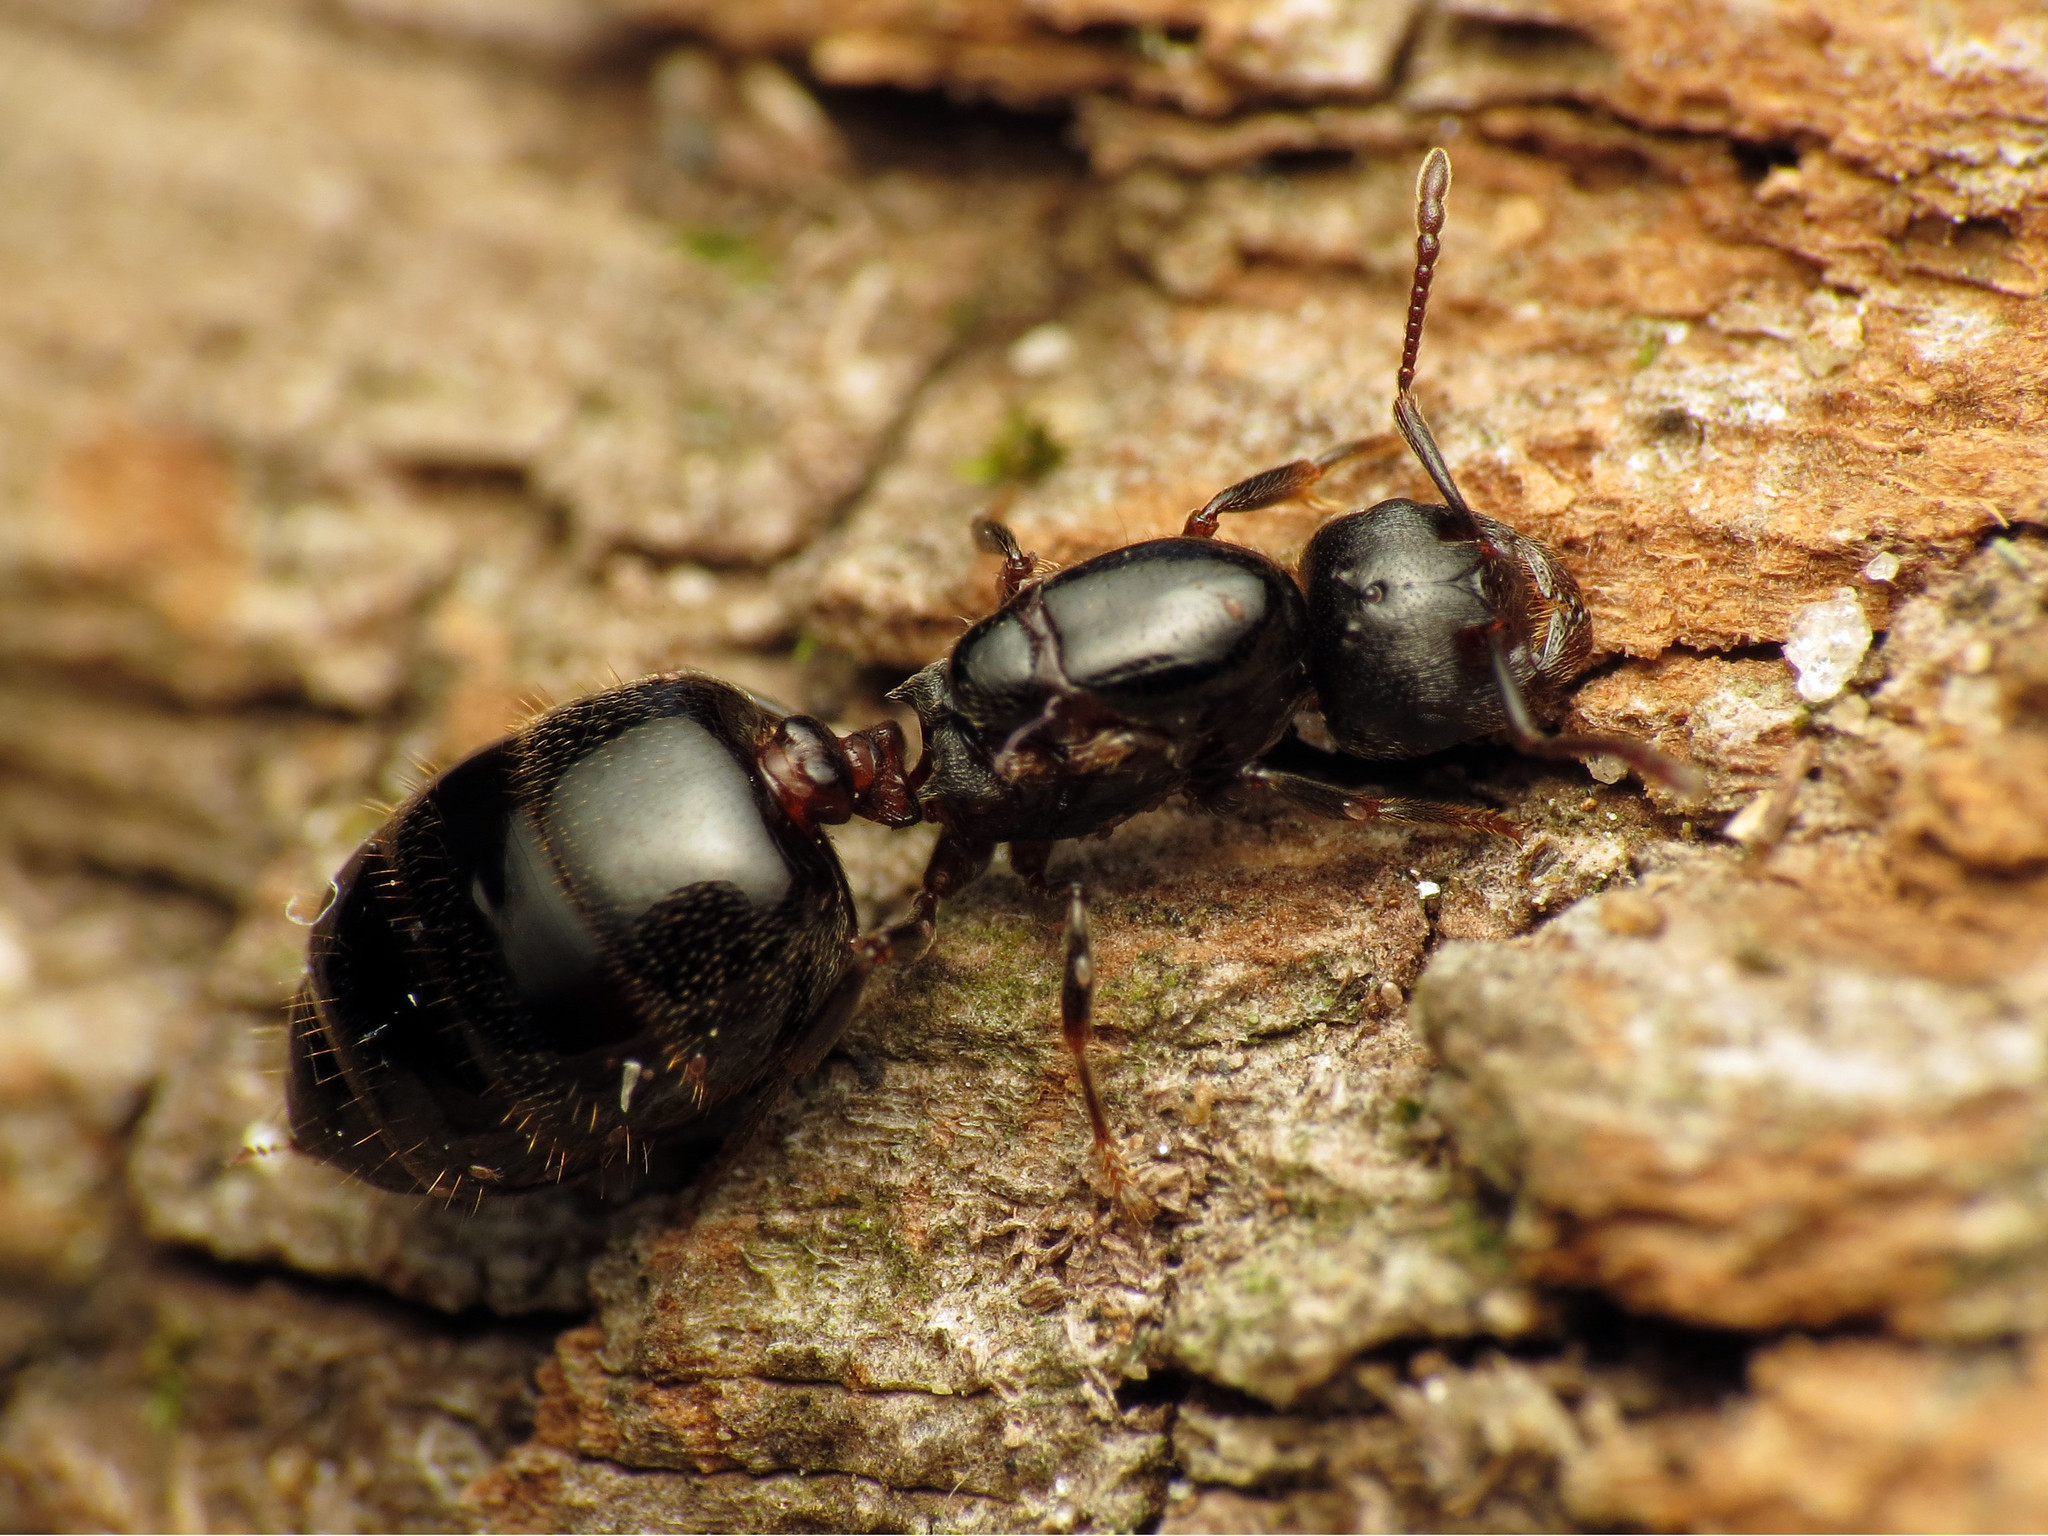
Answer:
[287,149,1694,1213]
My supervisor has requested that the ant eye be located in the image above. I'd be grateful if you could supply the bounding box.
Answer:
[1362,580,1388,603]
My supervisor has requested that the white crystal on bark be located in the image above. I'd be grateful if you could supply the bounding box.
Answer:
[1784,590,1872,702]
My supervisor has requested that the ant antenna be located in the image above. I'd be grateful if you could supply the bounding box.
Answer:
[1393,148,1474,521]
[1398,147,1449,398]
[1398,149,1704,804]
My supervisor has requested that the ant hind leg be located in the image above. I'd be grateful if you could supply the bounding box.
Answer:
[973,508,1041,605]
[1182,439,1378,539]
[1008,838,1053,892]
[853,831,993,971]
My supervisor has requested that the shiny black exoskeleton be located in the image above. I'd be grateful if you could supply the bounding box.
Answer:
[287,675,919,1201]
[1196,148,1695,791]
[877,147,1694,1210]
[1298,147,1593,765]
[888,151,1693,929]
[894,537,1311,848]
[1302,500,1589,758]
[290,149,1694,1215]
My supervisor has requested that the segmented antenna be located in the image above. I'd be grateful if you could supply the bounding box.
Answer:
[1391,148,1473,519]
[1398,147,1450,397]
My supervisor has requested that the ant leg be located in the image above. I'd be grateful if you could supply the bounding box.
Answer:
[1060,886,1156,1223]
[853,830,993,970]
[1008,838,1053,892]
[973,511,1041,604]
[1488,633,1706,801]
[1239,763,1521,840]
[1183,439,1377,539]
[851,835,995,966]
[782,833,994,1089]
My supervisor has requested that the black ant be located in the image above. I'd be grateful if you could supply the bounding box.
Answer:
[287,150,1695,1212]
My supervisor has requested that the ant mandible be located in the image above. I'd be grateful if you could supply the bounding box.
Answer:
[286,149,1693,1214]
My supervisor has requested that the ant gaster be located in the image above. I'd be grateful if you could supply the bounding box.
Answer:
[288,676,925,1201]
[287,150,1693,1211]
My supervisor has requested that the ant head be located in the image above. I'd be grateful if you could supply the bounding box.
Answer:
[1299,498,1495,679]
[1294,150,1528,760]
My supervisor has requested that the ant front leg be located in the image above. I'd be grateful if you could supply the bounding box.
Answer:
[1485,633,1706,802]
[1060,886,1156,1224]
[1008,838,1054,892]
[1182,439,1378,539]
[1237,763,1521,841]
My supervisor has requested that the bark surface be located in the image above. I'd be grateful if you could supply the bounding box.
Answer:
[0,0,2044,1530]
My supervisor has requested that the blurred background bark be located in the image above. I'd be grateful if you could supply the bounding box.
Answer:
[0,0,2044,1529]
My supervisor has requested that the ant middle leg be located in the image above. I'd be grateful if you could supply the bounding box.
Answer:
[1060,885,1156,1224]
[1236,763,1522,840]
[1182,439,1379,539]
[858,844,1155,1221]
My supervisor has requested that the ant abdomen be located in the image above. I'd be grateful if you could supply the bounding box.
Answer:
[287,675,889,1201]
